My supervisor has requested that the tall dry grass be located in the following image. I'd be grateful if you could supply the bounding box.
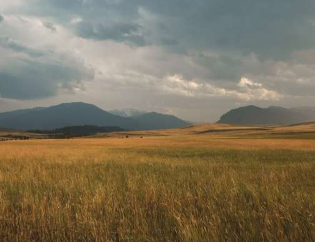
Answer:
[0,140,314,241]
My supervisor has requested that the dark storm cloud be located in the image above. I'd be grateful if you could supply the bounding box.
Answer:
[0,37,45,57]
[42,21,56,32]
[29,0,315,60]
[0,56,94,100]
[194,54,244,81]
[75,21,146,46]
[143,0,315,59]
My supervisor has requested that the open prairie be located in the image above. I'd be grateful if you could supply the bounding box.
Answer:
[0,124,315,241]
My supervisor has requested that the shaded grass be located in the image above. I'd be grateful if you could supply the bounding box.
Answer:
[0,144,314,241]
[130,147,315,163]
[243,132,315,140]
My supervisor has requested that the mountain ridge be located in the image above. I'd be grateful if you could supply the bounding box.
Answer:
[0,102,190,131]
[218,105,315,125]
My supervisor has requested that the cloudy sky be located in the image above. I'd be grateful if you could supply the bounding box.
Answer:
[1,0,315,122]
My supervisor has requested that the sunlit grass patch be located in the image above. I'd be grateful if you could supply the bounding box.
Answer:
[0,139,314,241]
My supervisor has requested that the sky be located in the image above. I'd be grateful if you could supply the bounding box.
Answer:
[0,0,315,122]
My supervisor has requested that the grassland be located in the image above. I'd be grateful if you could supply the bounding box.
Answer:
[0,124,315,241]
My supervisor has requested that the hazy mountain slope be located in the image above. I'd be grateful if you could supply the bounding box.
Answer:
[109,109,147,118]
[0,103,190,131]
[0,103,137,130]
[135,112,190,130]
[0,108,45,124]
[52,125,124,135]
[218,105,315,125]
[290,107,315,121]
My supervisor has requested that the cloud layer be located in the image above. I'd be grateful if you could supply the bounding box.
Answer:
[0,0,315,121]
[0,55,93,100]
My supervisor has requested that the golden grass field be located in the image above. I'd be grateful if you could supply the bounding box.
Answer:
[0,123,315,241]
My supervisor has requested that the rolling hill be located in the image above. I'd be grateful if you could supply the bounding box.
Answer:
[133,112,191,130]
[218,105,315,125]
[0,102,190,131]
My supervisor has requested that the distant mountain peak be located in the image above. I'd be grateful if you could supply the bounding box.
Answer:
[109,109,147,118]
[53,102,98,108]
[245,105,260,108]
[218,105,315,125]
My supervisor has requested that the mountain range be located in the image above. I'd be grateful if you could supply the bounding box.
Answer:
[1,103,314,131]
[0,102,190,131]
[218,105,315,125]
[109,109,147,118]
